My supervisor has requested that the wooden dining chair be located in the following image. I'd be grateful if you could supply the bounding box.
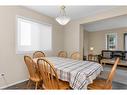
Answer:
[24,56,42,89]
[71,52,81,60]
[33,51,45,58]
[58,51,67,58]
[87,57,120,90]
[37,58,70,89]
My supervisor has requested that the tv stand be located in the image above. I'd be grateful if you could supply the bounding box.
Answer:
[102,50,127,60]
[101,50,127,67]
[101,59,127,67]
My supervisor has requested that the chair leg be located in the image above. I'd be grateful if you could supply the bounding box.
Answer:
[27,80,31,89]
[38,81,43,89]
[35,82,38,89]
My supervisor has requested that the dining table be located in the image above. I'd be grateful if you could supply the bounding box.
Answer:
[33,57,103,89]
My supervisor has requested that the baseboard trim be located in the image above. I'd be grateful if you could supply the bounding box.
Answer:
[0,79,29,89]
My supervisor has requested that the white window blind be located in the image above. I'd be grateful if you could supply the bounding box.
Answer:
[16,16,52,54]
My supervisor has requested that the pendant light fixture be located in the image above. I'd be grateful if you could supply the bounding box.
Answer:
[56,6,71,25]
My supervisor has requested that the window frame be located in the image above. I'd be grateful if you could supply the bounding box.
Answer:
[16,15,52,54]
[124,33,127,51]
[105,33,117,50]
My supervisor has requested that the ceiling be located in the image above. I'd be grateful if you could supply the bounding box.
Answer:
[83,14,127,32]
[26,6,127,31]
[26,6,117,20]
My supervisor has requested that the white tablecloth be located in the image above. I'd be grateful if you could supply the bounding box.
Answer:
[33,57,103,89]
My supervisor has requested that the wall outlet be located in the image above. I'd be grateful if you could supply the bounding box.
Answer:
[0,73,5,79]
[1,73,5,76]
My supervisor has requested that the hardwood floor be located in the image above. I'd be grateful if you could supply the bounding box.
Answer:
[4,80,127,89]
[4,81,27,89]
[4,81,43,90]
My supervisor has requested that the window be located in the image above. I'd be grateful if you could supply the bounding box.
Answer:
[16,16,52,54]
[124,34,127,60]
[106,33,117,50]
[124,33,127,51]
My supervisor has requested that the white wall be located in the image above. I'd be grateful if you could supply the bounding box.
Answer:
[0,6,64,88]
[83,30,89,56]
[85,28,127,55]
[64,21,80,57]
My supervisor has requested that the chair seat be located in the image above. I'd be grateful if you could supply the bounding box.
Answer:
[87,57,120,90]
[43,78,70,90]
[58,79,70,89]
[88,79,112,90]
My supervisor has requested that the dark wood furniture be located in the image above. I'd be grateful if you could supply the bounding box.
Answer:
[101,50,127,66]
[101,50,127,60]
[83,56,87,60]
[101,58,127,66]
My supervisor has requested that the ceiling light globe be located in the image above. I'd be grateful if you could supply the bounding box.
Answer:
[56,16,70,25]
